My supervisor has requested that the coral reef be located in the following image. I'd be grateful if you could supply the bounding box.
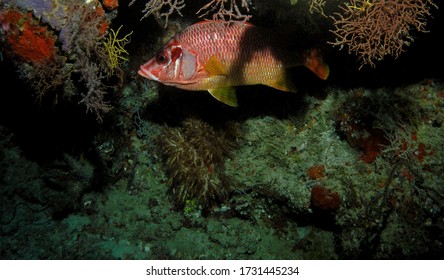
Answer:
[0,0,130,121]
[0,0,443,262]
[223,79,444,258]
[333,87,421,164]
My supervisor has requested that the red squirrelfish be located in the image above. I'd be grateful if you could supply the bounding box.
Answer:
[138,20,329,106]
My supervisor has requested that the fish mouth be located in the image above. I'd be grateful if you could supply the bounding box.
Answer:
[138,66,159,81]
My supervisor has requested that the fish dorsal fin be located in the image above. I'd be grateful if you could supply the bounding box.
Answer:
[208,87,238,107]
[204,55,228,76]
[266,75,297,93]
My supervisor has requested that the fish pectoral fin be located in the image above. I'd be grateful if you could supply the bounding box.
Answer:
[204,55,228,76]
[208,87,238,107]
[266,76,297,93]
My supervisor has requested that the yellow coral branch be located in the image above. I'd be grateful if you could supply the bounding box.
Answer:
[103,25,133,74]
[347,0,373,12]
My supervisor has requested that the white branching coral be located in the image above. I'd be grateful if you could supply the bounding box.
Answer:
[197,0,252,22]
[129,0,185,27]
[129,0,253,27]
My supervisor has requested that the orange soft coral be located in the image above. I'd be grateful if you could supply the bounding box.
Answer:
[2,10,55,62]
[103,0,119,10]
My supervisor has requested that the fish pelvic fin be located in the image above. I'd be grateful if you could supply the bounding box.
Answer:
[304,49,330,80]
[208,87,238,107]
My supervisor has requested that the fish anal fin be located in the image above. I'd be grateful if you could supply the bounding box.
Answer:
[266,76,297,93]
[208,87,238,107]
[304,49,330,80]
[204,55,228,76]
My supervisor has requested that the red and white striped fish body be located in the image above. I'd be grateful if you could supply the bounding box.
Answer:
[139,21,329,106]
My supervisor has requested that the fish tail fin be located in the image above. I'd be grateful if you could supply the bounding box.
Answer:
[304,49,330,80]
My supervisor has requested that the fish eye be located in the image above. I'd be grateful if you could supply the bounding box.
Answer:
[156,53,168,64]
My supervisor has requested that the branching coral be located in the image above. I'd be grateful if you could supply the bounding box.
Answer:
[329,0,438,68]
[197,0,252,22]
[58,2,117,120]
[156,117,239,210]
[103,25,133,75]
[129,0,185,28]
[25,57,72,101]
[129,0,253,27]
[308,0,327,17]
